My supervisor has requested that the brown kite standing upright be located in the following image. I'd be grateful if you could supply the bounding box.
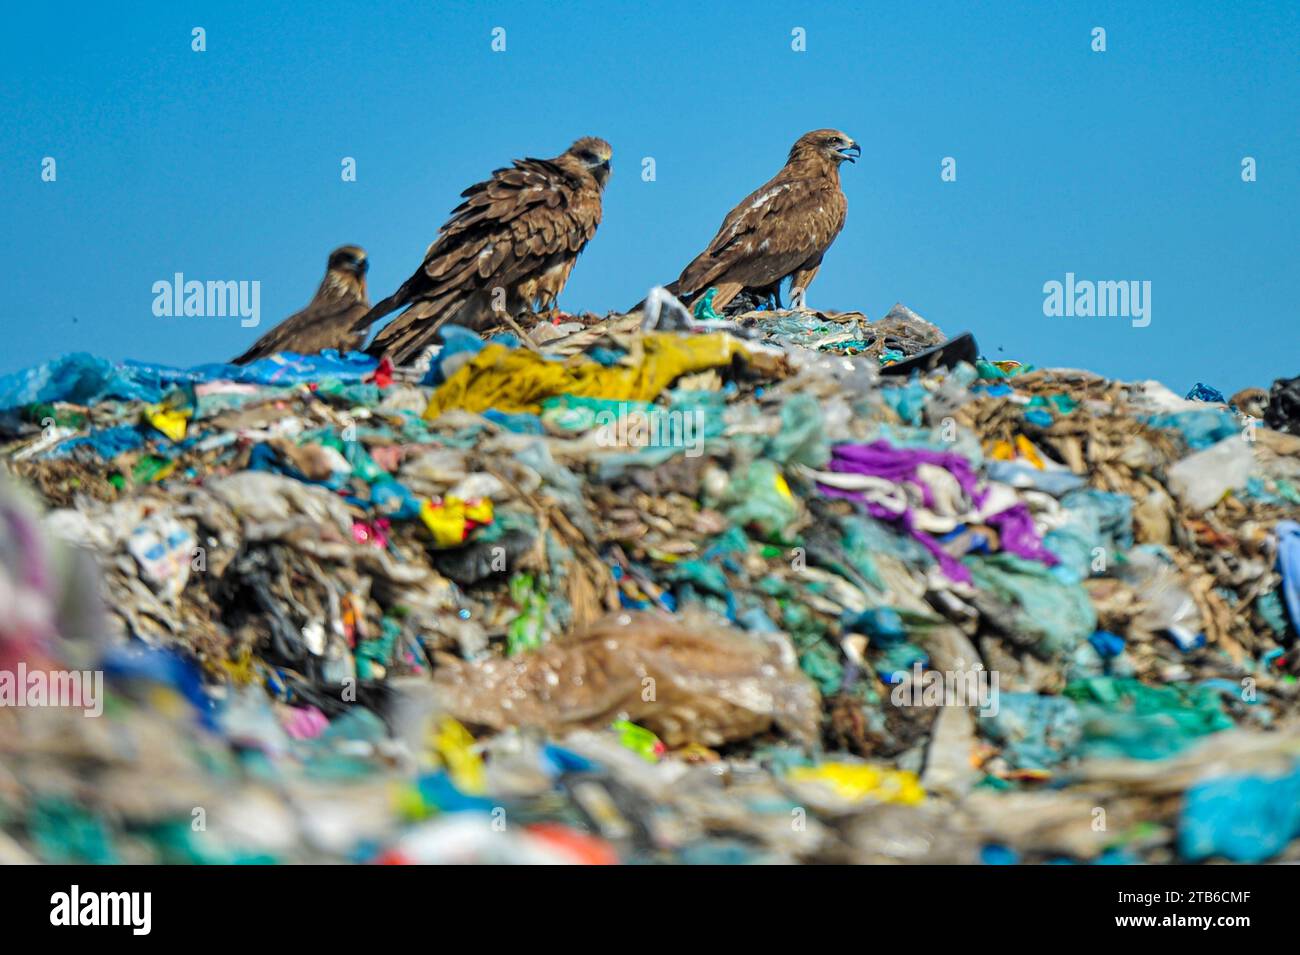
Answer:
[231,246,372,364]
[667,129,859,312]
[359,137,612,364]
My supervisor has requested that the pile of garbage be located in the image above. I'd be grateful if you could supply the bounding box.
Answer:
[1,296,1299,864]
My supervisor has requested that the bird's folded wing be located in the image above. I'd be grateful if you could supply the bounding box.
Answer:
[679,176,842,292]
[234,298,369,364]
[413,159,599,290]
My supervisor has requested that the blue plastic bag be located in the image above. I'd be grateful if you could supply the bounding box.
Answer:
[1142,409,1238,450]
[0,353,161,410]
[1180,763,1300,862]
[125,349,377,389]
[1277,521,1300,635]
[49,424,149,459]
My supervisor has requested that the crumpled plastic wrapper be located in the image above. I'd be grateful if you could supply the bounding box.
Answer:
[431,610,820,748]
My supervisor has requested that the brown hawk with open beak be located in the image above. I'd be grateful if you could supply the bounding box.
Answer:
[667,129,858,312]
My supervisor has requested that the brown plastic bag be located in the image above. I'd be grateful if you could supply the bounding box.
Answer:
[432,611,819,748]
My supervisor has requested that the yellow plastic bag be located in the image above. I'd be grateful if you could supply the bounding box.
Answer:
[419,496,494,547]
[430,716,486,795]
[145,406,190,442]
[424,333,746,418]
[786,762,925,805]
[991,434,1044,469]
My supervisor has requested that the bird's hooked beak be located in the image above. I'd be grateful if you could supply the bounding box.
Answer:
[350,257,370,276]
[838,140,861,164]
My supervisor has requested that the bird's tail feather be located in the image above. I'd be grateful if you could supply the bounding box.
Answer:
[230,345,259,367]
[350,291,403,335]
[371,314,455,366]
[365,295,458,364]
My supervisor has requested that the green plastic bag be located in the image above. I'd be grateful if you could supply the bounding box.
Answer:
[965,553,1097,657]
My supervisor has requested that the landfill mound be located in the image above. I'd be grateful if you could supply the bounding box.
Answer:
[1,299,1299,864]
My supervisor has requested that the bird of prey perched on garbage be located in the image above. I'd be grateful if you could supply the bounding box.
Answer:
[358,137,612,364]
[231,246,371,364]
[665,129,858,312]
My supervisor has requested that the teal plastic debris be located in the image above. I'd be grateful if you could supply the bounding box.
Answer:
[1046,488,1135,581]
[718,458,799,540]
[982,693,1083,769]
[766,393,831,468]
[880,378,927,426]
[965,553,1098,657]
[1179,762,1300,862]
[1142,408,1239,450]
[541,394,654,433]
[690,288,723,323]
[843,607,906,644]
[1066,677,1234,760]
[29,798,118,864]
[355,617,401,679]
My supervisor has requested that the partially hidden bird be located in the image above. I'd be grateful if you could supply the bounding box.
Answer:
[231,245,371,364]
[358,137,612,364]
[665,129,858,313]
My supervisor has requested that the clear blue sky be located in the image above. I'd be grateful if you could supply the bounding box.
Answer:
[3,1,1296,395]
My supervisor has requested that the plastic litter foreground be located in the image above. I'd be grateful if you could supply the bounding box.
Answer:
[1,298,1299,864]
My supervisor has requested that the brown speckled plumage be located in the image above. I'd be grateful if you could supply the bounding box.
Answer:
[668,129,858,311]
[359,138,611,364]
